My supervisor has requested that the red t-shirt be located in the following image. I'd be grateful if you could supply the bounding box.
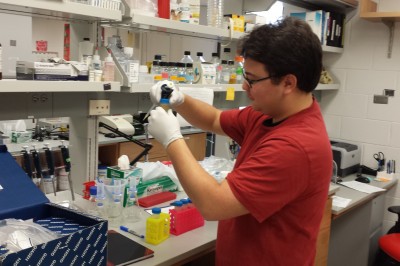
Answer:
[217,99,332,266]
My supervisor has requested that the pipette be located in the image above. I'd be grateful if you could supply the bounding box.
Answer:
[142,81,175,122]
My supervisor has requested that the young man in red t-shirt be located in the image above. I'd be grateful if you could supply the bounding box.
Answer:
[147,17,332,265]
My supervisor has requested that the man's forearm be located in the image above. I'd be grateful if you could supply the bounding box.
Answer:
[173,95,225,135]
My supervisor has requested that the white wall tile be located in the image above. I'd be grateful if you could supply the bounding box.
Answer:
[387,181,400,200]
[362,144,400,171]
[373,22,400,71]
[346,70,397,95]
[341,117,391,145]
[320,92,368,118]
[367,94,400,123]
[390,123,400,148]
[323,114,341,139]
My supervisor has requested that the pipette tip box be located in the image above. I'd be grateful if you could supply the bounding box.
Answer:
[0,145,107,266]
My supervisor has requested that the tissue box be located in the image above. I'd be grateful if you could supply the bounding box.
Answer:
[136,176,178,197]
[0,145,108,265]
[11,131,32,143]
[107,166,141,182]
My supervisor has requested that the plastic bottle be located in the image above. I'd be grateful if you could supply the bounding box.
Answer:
[228,60,236,84]
[222,47,231,61]
[160,62,169,80]
[180,198,189,209]
[145,207,170,245]
[87,186,98,216]
[123,47,140,84]
[196,52,206,63]
[151,61,162,82]
[220,60,229,84]
[235,56,244,84]
[187,198,194,208]
[78,37,94,63]
[169,62,179,84]
[139,65,154,83]
[211,52,221,84]
[185,63,194,84]
[177,62,187,84]
[180,51,194,64]
[158,0,170,19]
[207,0,224,28]
[92,49,102,70]
[103,51,115,81]
[179,0,191,23]
[124,192,141,223]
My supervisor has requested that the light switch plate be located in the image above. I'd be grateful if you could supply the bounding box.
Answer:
[373,95,388,104]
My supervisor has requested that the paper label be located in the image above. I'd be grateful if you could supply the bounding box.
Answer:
[226,87,235,101]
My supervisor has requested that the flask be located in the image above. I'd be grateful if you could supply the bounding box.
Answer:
[124,192,141,223]
[103,51,115,81]
[78,37,94,63]
[207,0,223,28]
[179,0,191,23]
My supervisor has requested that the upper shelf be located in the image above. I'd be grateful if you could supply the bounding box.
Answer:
[115,13,245,40]
[360,0,400,21]
[0,0,122,21]
[0,80,121,93]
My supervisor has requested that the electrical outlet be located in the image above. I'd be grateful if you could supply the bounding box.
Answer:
[89,100,110,115]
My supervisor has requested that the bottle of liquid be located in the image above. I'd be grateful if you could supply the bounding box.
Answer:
[124,47,140,84]
[159,81,174,111]
[179,0,191,23]
[78,37,94,63]
[185,63,194,84]
[160,62,169,80]
[228,60,237,84]
[235,55,244,84]
[177,62,187,84]
[180,51,193,64]
[124,191,141,223]
[145,207,170,245]
[220,60,229,84]
[96,182,106,218]
[0,43,2,80]
[169,62,179,84]
[158,0,170,19]
[211,52,221,84]
[196,52,206,63]
[103,50,115,81]
[222,47,231,61]
[87,186,98,216]
[180,198,189,209]
[151,61,162,83]
[172,200,183,211]
[207,0,224,28]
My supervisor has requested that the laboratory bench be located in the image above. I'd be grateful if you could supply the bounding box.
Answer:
[45,185,340,266]
[328,174,398,266]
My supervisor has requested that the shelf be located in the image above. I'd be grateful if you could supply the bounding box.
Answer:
[124,83,243,93]
[360,0,400,21]
[0,0,122,21]
[283,0,357,13]
[0,80,121,93]
[116,13,245,40]
[315,83,340,91]
[322,45,343,53]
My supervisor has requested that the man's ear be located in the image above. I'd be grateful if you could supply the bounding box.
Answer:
[281,74,297,94]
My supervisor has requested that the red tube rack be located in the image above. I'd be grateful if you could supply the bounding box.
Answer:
[169,207,205,236]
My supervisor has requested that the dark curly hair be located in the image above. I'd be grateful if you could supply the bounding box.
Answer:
[238,17,322,93]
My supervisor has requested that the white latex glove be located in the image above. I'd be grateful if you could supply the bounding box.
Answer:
[150,80,185,107]
[148,107,183,149]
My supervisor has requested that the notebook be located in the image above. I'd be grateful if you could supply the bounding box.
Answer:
[107,230,154,266]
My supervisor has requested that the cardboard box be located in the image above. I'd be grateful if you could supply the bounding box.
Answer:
[0,145,107,265]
